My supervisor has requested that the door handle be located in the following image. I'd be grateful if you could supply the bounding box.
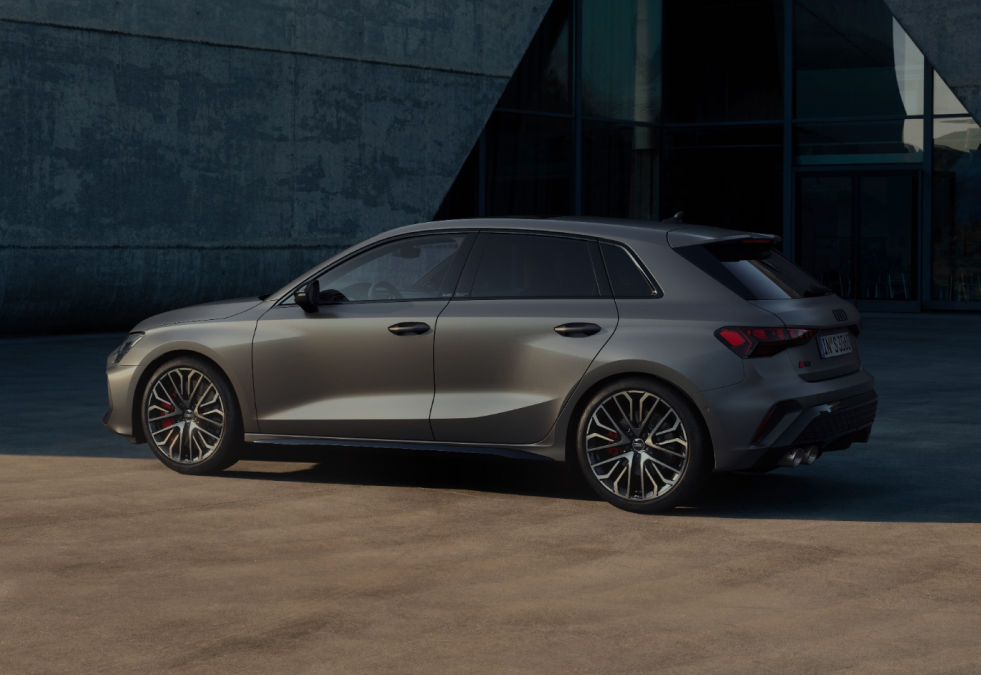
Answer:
[388,322,431,336]
[554,322,602,337]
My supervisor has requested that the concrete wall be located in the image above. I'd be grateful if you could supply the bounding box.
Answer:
[885,0,981,124]
[0,1,550,334]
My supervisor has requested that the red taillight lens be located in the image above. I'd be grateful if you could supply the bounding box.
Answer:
[715,326,815,358]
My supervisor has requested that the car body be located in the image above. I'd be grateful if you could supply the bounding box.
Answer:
[104,217,877,512]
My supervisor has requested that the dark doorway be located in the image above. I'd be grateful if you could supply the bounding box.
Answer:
[796,171,918,304]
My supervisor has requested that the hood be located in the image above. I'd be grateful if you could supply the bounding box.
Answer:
[133,297,264,331]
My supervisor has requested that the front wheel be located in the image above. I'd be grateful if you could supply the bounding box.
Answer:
[141,356,242,474]
[574,378,710,513]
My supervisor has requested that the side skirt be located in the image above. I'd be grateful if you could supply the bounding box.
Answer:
[243,433,556,462]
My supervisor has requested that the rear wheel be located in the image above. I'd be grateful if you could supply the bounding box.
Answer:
[574,377,709,513]
[141,356,242,474]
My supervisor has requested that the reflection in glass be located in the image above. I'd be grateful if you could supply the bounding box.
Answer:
[661,126,782,234]
[858,174,916,300]
[933,71,969,116]
[797,175,854,296]
[582,0,661,122]
[582,122,657,219]
[663,0,783,123]
[485,113,573,217]
[797,174,917,300]
[795,119,923,164]
[497,0,571,113]
[795,0,924,118]
[932,117,981,301]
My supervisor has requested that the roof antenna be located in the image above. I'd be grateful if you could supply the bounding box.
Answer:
[662,211,684,224]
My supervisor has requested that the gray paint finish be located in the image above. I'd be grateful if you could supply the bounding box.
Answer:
[885,0,981,123]
[0,1,550,334]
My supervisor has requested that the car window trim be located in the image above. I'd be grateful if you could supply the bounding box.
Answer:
[275,231,476,307]
[598,241,664,299]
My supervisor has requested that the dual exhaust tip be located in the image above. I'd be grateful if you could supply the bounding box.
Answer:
[777,446,821,468]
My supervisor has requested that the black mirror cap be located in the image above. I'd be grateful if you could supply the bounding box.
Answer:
[294,279,320,313]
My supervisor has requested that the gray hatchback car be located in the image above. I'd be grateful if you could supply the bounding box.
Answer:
[104,217,877,513]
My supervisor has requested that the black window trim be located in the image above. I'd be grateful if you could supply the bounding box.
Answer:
[276,231,477,307]
[597,240,664,299]
[452,229,612,301]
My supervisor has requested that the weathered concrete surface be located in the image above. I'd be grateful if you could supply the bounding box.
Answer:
[0,1,550,334]
[0,0,545,76]
[886,0,981,123]
[0,317,980,671]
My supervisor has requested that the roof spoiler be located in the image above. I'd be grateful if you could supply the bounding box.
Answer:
[666,227,783,249]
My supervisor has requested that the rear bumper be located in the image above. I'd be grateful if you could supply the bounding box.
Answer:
[702,368,877,471]
[745,391,877,470]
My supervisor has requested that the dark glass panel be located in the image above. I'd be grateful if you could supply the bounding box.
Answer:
[797,175,854,296]
[484,113,573,217]
[794,120,923,165]
[582,122,657,219]
[434,141,479,220]
[662,0,783,123]
[660,126,782,235]
[497,0,571,113]
[932,117,981,302]
[794,0,924,118]
[796,173,917,300]
[858,174,916,300]
[581,0,661,122]
[601,243,659,298]
[469,233,601,298]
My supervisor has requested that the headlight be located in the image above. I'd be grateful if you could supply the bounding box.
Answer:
[113,332,145,365]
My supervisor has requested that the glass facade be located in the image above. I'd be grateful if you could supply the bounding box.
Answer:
[435,0,981,310]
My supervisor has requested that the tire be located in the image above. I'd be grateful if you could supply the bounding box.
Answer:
[140,356,242,475]
[574,377,710,513]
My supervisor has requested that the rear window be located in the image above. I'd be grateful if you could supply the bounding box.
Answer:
[468,233,603,299]
[675,241,832,300]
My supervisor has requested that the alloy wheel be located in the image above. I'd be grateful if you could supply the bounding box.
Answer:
[584,389,689,502]
[146,367,225,464]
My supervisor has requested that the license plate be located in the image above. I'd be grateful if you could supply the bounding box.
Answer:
[818,332,853,358]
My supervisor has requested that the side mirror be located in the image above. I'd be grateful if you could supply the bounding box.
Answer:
[294,279,320,313]
[318,288,347,305]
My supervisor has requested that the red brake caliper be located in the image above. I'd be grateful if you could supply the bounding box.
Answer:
[160,402,175,428]
[607,431,620,455]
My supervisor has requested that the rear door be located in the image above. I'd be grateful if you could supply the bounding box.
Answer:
[430,232,618,444]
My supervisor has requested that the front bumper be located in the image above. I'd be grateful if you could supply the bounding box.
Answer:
[103,361,145,443]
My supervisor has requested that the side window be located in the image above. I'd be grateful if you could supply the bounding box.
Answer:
[468,233,604,299]
[314,234,469,302]
[600,243,660,298]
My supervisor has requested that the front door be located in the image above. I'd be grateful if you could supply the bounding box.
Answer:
[796,171,918,304]
[252,232,472,439]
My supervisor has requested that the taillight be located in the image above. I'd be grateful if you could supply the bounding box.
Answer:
[715,326,816,358]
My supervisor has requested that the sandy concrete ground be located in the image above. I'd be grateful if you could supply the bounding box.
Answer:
[1,315,980,673]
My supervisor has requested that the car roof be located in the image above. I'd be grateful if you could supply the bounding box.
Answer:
[385,217,768,247]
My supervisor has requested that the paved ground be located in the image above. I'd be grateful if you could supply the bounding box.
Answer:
[1,316,980,673]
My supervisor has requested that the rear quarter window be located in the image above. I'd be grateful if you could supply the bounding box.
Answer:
[675,241,832,300]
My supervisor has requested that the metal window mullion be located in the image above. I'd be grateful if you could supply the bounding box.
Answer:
[782,0,794,257]
[573,0,583,216]
[921,65,934,309]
